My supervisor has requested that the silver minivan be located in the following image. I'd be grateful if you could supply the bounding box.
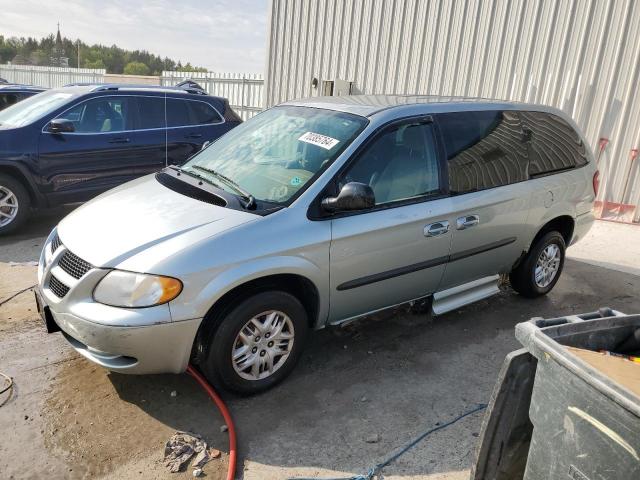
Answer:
[37,96,597,393]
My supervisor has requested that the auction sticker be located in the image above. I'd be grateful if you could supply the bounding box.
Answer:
[298,132,340,150]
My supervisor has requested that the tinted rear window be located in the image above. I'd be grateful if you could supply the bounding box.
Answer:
[188,101,223,124]
[166,98,190,127]
[438,110,529,194]
[519,111,588,176]
[136,96,165,129]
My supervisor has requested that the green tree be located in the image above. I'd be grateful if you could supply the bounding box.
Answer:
[123,61,150,76]
[177,62,208,73]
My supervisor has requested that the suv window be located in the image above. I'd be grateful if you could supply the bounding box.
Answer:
[342,121,440,205]
[188,100,223,124]
[438,110,528,194]
[135,96,166,130]
[62,97,131,133]
[519,111,588,177]
[166,98,191,127]
[167,98,222,127]
[0,93,21,110]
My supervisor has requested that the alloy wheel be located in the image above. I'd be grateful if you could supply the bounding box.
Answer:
[231,310,295,381]
[0,186,19,227]
[534,243,561,288]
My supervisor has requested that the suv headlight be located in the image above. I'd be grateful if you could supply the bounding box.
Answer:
[93,271,182,308]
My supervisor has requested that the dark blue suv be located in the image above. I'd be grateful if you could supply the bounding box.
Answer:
[0,84,241,234]
[0,83,47,110]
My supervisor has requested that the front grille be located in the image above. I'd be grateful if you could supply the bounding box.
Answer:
[49,275,70,298]
[58,250,93,279]
[51,232,62,253]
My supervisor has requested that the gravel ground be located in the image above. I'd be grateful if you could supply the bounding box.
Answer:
[1,214,639,480]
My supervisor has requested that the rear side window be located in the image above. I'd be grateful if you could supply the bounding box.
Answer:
[188,101,223,124]
[437,110,529,194]
[135,96,166,129]
[519,111,588,177]
[166,98,191,127]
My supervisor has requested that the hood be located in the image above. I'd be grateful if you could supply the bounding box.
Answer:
[58,174,258,268]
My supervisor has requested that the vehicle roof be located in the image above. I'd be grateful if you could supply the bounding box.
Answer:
[57,83,225,101]
[284,94,570,120]
[0,84,47,92]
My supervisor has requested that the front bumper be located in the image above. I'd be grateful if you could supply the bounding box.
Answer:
[37,230,202,374]
[52,308,201,374]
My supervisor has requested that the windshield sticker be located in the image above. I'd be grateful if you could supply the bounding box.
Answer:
[290,176,302,186]
[298,132,340,150]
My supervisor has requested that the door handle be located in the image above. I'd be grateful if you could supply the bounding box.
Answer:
[456,214,480,230]
[424,221,450,237]
[185,133,203,139]
[108,137,130,144]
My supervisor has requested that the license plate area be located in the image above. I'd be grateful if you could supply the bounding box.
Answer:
[34,290,61,334]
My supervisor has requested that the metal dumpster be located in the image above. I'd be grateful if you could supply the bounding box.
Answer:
[471,307,640,480]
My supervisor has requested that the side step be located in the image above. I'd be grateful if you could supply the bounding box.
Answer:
[432,275,500,315]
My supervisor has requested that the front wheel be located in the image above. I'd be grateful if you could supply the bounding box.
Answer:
[0,174,31,235]
[509,231,566,298]
[201,291,308,395]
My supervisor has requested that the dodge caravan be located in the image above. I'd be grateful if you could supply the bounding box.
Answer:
[37,96,597,394]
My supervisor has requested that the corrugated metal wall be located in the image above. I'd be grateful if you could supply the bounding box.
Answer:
[265,0,640,221]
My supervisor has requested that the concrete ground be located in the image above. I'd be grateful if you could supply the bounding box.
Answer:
[1,211,639,480]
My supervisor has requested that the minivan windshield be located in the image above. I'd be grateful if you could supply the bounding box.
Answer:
[181,106,368,204]
[0,90,75,128]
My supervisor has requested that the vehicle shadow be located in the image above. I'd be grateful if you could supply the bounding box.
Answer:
[105,259,640,478]
[0,205,77,263]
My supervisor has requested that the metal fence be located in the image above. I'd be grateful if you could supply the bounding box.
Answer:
[0,65,265,121]
[0,64,105,87]
[161,71,264,120]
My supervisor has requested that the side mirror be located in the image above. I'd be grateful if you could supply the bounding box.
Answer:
[201,140,212,151]
[321,182,375,213]
[48,119,75,134]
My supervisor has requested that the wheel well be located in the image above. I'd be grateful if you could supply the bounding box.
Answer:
[191,274,320,363]
[0,165,39,207]
[531,215,575,248]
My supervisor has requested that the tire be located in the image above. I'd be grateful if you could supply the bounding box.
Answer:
[201,291,309,395]
[509,231,566,298]
[0,173,31,236]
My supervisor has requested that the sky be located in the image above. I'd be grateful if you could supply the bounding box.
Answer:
[0,0,269,74]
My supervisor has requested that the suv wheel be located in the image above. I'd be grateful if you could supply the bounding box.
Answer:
[0,174,31,235]
[202,291,309,395]
[509,231,566,298]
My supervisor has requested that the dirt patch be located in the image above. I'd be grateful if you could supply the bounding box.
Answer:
[43,359,230,479]
[0,263,38,333]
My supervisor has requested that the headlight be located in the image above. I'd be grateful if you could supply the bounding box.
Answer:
[93,271,182,308]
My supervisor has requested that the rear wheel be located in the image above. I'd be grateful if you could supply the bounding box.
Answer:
[509,231,566,298]
[201,291,308,395]
[0,174,31,235]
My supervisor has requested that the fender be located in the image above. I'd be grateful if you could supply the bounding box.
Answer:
[169,254,329,328]
[0,159,47,207]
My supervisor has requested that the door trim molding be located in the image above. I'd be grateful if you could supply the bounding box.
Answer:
[336,236,517,291]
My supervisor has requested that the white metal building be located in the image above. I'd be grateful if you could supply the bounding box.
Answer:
[265,0,640,222]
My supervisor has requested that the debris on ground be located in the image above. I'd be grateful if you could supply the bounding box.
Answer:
[220,425,228,433]
[170,390,177,397]
[164,431,220,474]
[365,433,380,443]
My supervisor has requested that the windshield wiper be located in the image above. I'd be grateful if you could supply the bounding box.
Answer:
[189,165,256,209]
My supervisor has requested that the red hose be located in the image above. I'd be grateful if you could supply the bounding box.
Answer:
[186,364,237,480]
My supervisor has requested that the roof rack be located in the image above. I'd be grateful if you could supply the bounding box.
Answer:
[60,82,208,96]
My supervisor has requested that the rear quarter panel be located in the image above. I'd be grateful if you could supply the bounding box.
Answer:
[522,163,596,251]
